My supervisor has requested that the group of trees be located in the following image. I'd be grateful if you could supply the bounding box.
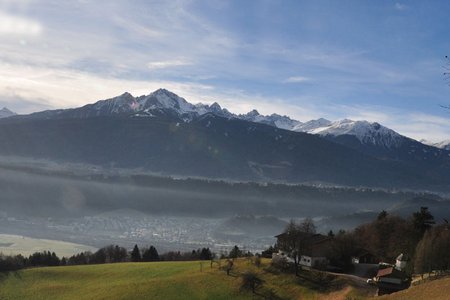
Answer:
[130,245,160,262]
[414,225,450,275]
[334,207,448,275]
[0,251,60,272]
[0,244,215,273]
[274,207,449,276]
[131,245,214,262]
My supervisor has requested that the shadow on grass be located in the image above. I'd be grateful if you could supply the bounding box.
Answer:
[254,288,287,300]
[295,270,345,293]
[264,265,342,293]
[0,270,22,283]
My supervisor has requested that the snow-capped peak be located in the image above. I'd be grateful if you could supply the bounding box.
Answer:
[137,88,197,114]
[209,102,222,111]
[239,110,301,130]
[0,107,17,118]
[303,119,404,148]
[32,88,417,150]
[292,118,331,132]
[72,88,237,120]
[244,109,260,118]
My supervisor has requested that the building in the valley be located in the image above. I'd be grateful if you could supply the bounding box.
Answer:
[274,232,332,269]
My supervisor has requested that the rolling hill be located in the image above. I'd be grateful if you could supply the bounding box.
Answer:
[0,259,373,300]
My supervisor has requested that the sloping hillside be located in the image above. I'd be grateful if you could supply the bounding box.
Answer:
[0,259,373,300]
[380,276,450,300]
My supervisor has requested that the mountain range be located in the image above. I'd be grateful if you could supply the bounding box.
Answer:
[0,88,449,191]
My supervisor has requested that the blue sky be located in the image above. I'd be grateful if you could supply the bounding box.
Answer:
[0,0,449,141]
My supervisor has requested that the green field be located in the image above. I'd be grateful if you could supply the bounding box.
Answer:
[0,259,373,300]
[0,234,97,257]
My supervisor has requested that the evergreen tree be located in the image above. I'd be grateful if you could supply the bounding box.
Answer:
[142,246,159,261]
[377,210,388,220]
[199,248,212,260]
[91,248,106,264]
[130,244,141,262]
[229,245,242,259]
[412,207,435,235]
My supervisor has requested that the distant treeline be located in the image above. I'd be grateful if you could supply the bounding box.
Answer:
[0,162,440,202]
[61,172,443,202]
[0,244,214,273]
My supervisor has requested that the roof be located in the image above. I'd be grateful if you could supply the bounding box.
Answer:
[275,232,330,245]
[275,232,332,257]
[377,267,394,277]
[376,266,407,280]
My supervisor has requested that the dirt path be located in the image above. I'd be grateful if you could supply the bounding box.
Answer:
[327,271,378,296]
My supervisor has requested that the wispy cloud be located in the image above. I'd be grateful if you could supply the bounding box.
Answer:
[147,60,192,70]
[112,16,164,38]
[284,76,310,83]
[0,11,42,36]
[395,3,408,11]
[0,0,448,143]
[0,63,213,112]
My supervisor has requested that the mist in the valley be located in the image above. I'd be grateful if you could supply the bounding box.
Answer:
[1,161,449,252]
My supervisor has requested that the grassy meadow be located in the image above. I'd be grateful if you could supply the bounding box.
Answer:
[0,258,372,300]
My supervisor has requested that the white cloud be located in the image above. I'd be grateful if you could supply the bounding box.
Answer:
[0,63,212,112]
[395,3,408,11]
[147,60,192,70]
[1,60,449,143]
[0,1,448,143]
[0,11,42,36]
[284,76,310,83]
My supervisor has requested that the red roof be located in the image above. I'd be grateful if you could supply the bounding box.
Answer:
[376,267,394,277]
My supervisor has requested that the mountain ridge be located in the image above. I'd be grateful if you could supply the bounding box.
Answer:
[2,88,449,191]
[19,88,445,150]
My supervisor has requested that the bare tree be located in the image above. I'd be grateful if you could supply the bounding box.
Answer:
[277,219,316,276]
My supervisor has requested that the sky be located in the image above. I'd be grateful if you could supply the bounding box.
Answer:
[0,0,449,142]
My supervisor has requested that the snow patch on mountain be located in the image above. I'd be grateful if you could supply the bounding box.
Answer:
[295,119,404,148]
[73,88,234,121]
[292,118,331,132]
[0,107,17,118]
[239,110,301,130]
[26,88,428,150]
[422,139,450,151]
[435,140,450,151]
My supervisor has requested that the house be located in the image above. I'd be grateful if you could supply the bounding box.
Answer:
[370,253,411,295]
[351,249,378,264]
[271,250,294,265]
[375,266,406,285]
[274,232,332,269]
